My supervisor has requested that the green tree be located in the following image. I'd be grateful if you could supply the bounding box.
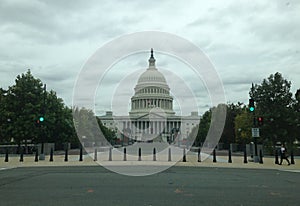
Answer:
[234,108,252,145]
[193,103,230,147]
[43,91,77,148]
[5,70,45,147]
[193,109,211,146]
[0,88,10,143]
[292,89,300,141]
[1,70,77,151]
[73,107,116,146]
[73,107,98,142]
[219,103,243,145]
[250,72,294,145]
[97,117,116,144]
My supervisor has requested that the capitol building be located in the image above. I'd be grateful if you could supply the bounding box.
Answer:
[99,49,200,144]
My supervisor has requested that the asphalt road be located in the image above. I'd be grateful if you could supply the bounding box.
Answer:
[0,166,299,206]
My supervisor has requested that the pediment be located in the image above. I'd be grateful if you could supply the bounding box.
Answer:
[133,112,167,120]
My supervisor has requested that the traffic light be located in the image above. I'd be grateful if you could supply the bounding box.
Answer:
[39,116,44,122]
[257,117,263,126]
[35,116,44,126]
[249,98,255,112]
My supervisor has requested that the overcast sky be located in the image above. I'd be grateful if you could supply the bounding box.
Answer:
[1,0,299,116]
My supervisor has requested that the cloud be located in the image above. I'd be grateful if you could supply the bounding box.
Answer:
[0,0,300,115]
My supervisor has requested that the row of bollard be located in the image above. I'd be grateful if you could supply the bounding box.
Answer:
[16,147,186,162]
[211,148,263,164]
[0,147,259,163]
[3,147,296,165]
[3,147,84,162]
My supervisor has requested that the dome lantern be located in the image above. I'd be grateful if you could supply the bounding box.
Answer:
[148,48,156,68]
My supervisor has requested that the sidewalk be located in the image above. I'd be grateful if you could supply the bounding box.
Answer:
[1,152,299,171]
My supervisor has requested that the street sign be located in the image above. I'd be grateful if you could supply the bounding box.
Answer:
[252,128,260,137]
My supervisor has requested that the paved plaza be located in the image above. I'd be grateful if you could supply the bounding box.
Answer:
[1,145,299,205]
[0,166,300,206]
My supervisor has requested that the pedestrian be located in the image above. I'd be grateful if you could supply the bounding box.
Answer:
[279,144,290,165]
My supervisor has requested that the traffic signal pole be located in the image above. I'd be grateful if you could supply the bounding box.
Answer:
[249,97,259,163]
[39,84,46,160]
[253,116,259,163]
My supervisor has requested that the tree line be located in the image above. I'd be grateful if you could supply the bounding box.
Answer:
[192,72,300,149]
[1,70,299,152]
[0,70,115,152]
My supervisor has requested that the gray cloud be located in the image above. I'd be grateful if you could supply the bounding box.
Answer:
[1,0,300,115]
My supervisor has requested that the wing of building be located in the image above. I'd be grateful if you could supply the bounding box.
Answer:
[98,49,200,144]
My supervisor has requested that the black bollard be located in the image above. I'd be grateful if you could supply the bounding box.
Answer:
[94,148,97,161]
[259,149,263,164]
[79,147,83,162]
[291,150,295,165]
[182,148,187,162]
[275,149,279,164]
[108,147,112,161]
[228,149,232,163]
[64,148,68,162]
[20,148,24,162]
[168,148,171,162]
[138,148,141,161]
[243,149,248,164]
[124,148,127,161]
[4,149,8,162]
[49,148,53,162]
[153,148,156,161]
[213,149,217,163]
[198,147,201,162]
[35,149,38,162]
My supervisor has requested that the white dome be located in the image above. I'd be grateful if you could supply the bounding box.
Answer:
[130,49,175,117]
[137,68,167,85]
[135,49,169,91]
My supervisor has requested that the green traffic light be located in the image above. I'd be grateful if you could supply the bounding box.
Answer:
[249,98,255,112]
[39,117,44,122]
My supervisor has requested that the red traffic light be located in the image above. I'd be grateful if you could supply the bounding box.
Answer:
[257,117,263,126]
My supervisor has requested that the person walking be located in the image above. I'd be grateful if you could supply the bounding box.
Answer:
[279,144,290,165]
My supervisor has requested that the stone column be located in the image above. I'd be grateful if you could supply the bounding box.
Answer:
[159,121,162,134]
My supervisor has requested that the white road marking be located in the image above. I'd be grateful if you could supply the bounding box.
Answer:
[0,167,8,171]
[0,167,15,171]
[280,169,300,173]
